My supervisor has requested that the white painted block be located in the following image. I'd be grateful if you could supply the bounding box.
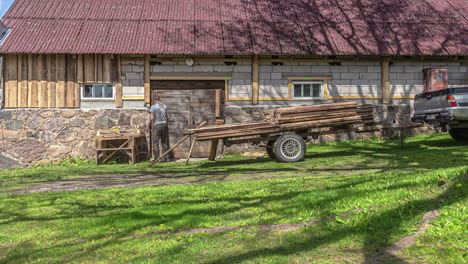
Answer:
[232,72,251,80]
[449,72,468,80]
[173,65,194,72]
[126,73,141,80]
[359,73,379,80]
[132,65,144,72]
[193,65,214,72]
[213,65,234,72]
[405,65,423,73]
[329,80,351,85]
[291,66,311,72]
[260,86,288,97]
[260,65,273,72]
[271,72,283,80]
[273,65,292,72]
[397,73,415,80]
[152,65,174,72]
[259,72,271,80]
[330,65,349,73]
[341,73,358,79]
[351,79,370,86]
[367,66,381,73]
[348,66,368,73]
[311,66,330,73]
[233,65,251,72]
[391,64,405,73]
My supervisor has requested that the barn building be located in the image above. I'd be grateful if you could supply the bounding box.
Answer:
[0,0,467,164]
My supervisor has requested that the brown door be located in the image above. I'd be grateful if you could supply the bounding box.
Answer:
[151,80,224,158]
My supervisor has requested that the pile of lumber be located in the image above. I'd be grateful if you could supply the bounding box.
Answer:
[97,126,144,137]
[190,102,376,141]
[270,102,375,129]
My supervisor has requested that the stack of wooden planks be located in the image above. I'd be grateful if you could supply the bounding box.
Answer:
[190,102,376,141]
[97,126,144,138]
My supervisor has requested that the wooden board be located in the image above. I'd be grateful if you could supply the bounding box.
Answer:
[5,54,18,108]
[56,54,66,108]
[66,55,77,108]
[18,54,28,108]
[47,54,57,108]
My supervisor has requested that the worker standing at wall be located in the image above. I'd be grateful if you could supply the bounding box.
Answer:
[149,94,173,162]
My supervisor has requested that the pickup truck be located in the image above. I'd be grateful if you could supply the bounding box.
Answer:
[412,87,468,142]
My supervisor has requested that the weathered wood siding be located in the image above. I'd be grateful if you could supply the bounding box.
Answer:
[3,54,118,108]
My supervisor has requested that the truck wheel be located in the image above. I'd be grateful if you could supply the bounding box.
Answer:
[266,140,277,160]
[274,133,306,163]
[449,128,468,142]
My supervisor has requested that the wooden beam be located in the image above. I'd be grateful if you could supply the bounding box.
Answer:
[252,55,259,105]
[66,55,76,108]
[37,55,47,108]
[144,55,150,106]
[115,55,123,108]
[18,54,28,107]
[47,54,56,108]
[225,79,229,102]
[150,76,230,81]
[56,54,66,108]
[84,54,94,83]
[215,89,221,118]
[381,57,390,104]
[5,54,18,108]
[77,55,84,83]
[208,140,219,161]
[27,54,34,107]
[103,54,111,83]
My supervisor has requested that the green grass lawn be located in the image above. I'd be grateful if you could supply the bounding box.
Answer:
[0,133,467,263]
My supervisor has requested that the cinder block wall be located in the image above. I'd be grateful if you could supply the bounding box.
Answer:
[118,59,467,111]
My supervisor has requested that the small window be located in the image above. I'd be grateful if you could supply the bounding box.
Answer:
[436,72,444,82]
[82,84,114,100]
[292,81,323,99]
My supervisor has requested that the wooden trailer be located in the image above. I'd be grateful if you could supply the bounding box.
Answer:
[149,102,383,167]
[188,102,381,163]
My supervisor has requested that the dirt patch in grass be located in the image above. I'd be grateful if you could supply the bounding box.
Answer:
[9,173,302,194]
[366,210,441,264]
[387,210,440,254]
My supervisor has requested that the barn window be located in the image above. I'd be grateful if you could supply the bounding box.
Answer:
[82,84,114,100]
[0,22,11,45]
[292,81,323,99]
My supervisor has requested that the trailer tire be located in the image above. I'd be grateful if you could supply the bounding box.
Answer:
[266,140,277,160]
[274,133,306,163]
[449,128,468,142]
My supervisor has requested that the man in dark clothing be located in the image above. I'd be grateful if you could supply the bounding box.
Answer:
[149,94,172,162]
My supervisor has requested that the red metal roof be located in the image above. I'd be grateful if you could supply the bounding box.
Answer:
[0,0,467,56]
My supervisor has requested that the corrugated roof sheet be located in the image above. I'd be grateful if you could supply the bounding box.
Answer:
[0,0,467,55]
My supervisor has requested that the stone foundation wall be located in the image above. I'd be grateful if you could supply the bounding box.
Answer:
[0,109,150,164]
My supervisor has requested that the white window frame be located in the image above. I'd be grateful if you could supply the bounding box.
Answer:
[81,84,115,101]
[292,81,324,100]
[0,28,11,45]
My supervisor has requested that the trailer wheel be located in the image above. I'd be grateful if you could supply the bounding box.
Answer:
[266,140,277,160]
[274,133,306,163]
[449,128,468,142]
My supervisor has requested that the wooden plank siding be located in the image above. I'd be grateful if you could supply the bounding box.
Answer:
[3,54,117,108]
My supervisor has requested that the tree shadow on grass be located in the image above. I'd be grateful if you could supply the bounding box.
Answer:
[2,171,466,263]
[200,182,465,264]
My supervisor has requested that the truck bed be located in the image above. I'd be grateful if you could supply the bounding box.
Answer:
[413,87,468,123]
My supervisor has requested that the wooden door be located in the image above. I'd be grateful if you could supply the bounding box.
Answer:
[151,80,224,158]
